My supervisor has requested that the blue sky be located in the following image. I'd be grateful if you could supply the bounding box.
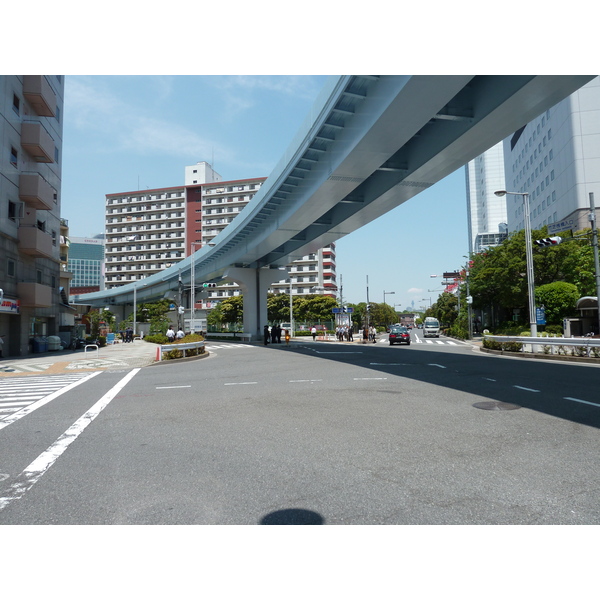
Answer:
[62,75,469,309]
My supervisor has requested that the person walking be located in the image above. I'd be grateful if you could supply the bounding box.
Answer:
[176,328,185,340]
[311,326,317,341]
[166,326,175,343]
[263,325,270,346]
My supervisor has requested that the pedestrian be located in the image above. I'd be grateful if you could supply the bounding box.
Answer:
[166,326,175,343]
[263,325,270,346]
[362,327,368,344]
[276,324,282,343]
[0,334,4,358]
[311,325,317,341]
[271,325,277,344]
[126,326,133,343]
[348,326,353,342]
[176,328,185,340]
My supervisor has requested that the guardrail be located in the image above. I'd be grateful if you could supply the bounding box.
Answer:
[157,340,206,361]
[205,332,252,342]
[484,335,600,357]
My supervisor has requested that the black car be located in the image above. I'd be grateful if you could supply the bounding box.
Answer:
[389,326,411,345]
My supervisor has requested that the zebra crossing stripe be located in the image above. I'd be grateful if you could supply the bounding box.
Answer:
[0,371,101,431]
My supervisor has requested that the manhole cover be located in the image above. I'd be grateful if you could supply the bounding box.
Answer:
[473,401,521,411]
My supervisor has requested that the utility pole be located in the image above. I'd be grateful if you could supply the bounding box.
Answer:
[589,193,600,335]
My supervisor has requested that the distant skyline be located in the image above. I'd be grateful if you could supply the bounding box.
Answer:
[61,75,469,308]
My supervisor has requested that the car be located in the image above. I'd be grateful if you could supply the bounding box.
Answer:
[388,326,411,345]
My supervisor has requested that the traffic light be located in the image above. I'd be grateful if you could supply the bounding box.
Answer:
[534,236,562,247]
[366,304,371,311]
[178,306,185,314]
[202,283,217,288]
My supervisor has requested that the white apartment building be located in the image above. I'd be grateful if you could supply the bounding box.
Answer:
[503,77,600,235]
[465,141,508,254]
[104,164,337,310]
[0,75,67,356]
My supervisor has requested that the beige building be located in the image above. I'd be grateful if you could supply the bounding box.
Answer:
[0,75,70,356]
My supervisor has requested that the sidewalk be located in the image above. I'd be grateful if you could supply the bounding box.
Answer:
[0,340,161,377]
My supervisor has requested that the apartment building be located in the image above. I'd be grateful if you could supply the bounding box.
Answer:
[0,75,66,356]
[104,163,337,310]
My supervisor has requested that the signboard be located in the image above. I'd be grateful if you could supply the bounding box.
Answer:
[536,306,546,326]
[548,218,574,235]
[443,272,461,279]
[332,307,341,313]
[0,298,20,314]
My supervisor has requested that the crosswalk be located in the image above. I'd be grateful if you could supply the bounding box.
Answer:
[379,337,461,346]
[0,373,96,421]
[205,343,255,350]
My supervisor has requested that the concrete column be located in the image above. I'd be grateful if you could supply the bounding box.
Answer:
[223,267,284,340]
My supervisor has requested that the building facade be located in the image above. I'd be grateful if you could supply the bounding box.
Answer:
[104,164,337,313]
[503,77,600,235]
[68,235,105,294]
[0,75,66,356]
[465,141,508,254]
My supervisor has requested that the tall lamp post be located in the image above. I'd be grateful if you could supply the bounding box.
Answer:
[495,190,537,338]
[189,242,203,334]
[383,290,395,305]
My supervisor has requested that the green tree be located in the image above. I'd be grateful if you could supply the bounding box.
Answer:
[267,293,292,322]
[535,281,580,325]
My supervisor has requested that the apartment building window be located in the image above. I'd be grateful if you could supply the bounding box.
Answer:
[37,269,43,284]
[12,94,20,115]
[10,147,18,167]
[7,259,16,277]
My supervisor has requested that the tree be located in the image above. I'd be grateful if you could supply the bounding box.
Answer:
[267,293,292,322]
[433,292,458,326]
[535,281,580,325]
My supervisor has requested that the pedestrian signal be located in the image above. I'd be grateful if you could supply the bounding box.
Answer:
[534,236,562,247]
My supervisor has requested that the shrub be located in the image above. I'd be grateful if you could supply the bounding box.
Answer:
[144,334,169,344]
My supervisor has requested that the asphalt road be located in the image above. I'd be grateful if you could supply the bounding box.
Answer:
[0,332,598,524]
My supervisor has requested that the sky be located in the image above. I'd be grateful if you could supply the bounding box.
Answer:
[61,75,469,310]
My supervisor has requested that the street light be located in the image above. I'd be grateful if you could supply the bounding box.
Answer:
[190,242,203,333]
[495,190,537,338]
[383,290,395,305]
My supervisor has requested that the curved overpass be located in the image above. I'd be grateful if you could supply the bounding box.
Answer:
[74,74,594,337]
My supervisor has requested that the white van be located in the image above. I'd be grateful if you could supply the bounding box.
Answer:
[423,317,440,338]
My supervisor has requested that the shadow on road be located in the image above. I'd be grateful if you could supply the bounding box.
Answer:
[263,341,600,429]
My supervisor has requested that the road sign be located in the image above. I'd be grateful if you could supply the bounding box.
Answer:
[536,306,546,325]
[332,307,341,313]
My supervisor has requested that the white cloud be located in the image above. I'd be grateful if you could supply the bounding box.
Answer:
[65,77,230,160]
[408,288,424,294]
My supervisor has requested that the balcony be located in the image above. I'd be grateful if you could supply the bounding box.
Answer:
[22,75,57,117]
[19,173,54,210]
[17,282,52,307]
[18,226,54,259]
[21,122,55,163]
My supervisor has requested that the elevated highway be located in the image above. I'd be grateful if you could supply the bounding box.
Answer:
[74,74,594,338]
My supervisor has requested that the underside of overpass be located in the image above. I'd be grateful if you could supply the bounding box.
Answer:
[73,74,595,339]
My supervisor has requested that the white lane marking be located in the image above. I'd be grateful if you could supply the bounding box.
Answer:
[446,341,457,345]
[514,385,540,392]
[290,379,323,383]
[428,364,446,369]
[370,363,409,366]
[564,397,600,408]
[483,377,497,382]
[415,337,422,343]
[224,382,257,386]
[315,351,364,354]
[0,372,102,432]
[0,402,33,408]
[0,369,140,512]
[156,385,191,389]
[354,377,388,380]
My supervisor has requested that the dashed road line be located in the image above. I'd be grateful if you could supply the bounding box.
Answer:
[563,396,600,408]
[514,385,540,392]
